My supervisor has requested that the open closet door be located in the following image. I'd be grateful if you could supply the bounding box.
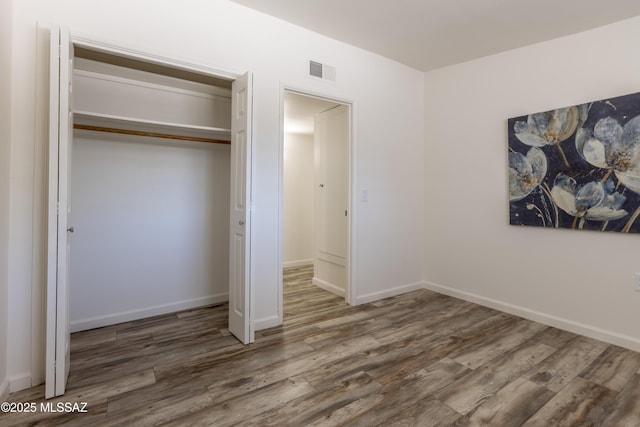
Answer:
[45,24,73,399]
[228,72,254,344]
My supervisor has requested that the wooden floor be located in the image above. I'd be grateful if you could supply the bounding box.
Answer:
[4,265,640,426]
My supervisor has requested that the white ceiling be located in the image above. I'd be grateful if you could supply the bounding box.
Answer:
[284,91,340,135]
[231,0,640,71]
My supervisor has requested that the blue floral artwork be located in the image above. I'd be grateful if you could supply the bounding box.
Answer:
[508,92,640,233]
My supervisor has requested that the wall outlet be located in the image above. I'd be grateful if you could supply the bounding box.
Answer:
[635,273,640,291]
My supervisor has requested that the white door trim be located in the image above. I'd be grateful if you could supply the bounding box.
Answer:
[71,32,241,82]
[278,84,357,325]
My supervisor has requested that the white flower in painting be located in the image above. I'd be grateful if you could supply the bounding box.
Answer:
[514,106,584,147]
[550,173,627,221]
[576,115,640,194]
[509,147,547,201]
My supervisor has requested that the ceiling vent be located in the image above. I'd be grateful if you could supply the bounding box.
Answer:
[309,60,336,82]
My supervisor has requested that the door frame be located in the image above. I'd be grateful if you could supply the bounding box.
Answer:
[278,85,356,321]
[45,29,256,396]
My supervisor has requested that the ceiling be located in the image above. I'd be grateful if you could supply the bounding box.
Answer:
[230,0,640,71]
[284,91,340,135]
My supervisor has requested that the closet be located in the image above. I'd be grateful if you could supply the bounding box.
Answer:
[69,48,233,332]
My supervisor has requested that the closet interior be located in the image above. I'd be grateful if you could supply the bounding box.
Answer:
[69,47,233,332]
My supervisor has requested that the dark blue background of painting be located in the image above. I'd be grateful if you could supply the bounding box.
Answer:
[508,91,640,233]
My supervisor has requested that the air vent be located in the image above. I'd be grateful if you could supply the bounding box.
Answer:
[309,60,323,78]
[309,60,336,82]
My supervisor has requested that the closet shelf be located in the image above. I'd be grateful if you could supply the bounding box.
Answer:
[73,111,231,144]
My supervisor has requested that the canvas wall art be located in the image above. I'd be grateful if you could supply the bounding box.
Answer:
[508,91,640,233]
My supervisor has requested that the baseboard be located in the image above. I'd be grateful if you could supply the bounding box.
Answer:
[282,259,313,268]
[355,281,424,305]
[70,293,229,332]
[254,314,281,331]
[423,281,640,353]
[312,277,346,298]
[0,376,9,401]
[8,373,31,393]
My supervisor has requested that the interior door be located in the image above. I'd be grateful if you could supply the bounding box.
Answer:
[45,24,73,399]
[228,72,254,344]
[315,105,348,259]
[313,105,349,294]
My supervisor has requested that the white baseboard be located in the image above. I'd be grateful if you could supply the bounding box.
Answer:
[0,377,9,401]
[8,373,31,393]
[283,259,314,268]
[254,314,281,331]
[354,281,424,306]
[423,281,640,353]
[312,277,346,298]
[70,293,229,332]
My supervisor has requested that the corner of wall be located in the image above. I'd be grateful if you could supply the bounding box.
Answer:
[355,281,426,306]
[0,0,13,403]
[7,374,32,395]
[254,315,281,331]
[0,378,8,402]
[420,16,640,351]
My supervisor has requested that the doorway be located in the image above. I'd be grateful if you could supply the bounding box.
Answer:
[281,89,352,318]
[46,26,253,398]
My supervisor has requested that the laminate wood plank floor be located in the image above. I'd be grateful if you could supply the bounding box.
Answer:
[4,265,640,426]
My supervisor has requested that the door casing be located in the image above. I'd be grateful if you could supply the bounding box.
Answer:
[278,86,356,324]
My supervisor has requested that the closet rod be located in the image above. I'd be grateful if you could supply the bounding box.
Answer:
[73,124,231,145]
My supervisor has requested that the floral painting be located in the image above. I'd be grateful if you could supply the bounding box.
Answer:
[508,92,640,233]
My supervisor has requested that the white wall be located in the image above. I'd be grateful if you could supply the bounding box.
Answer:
[424,16,640,351]
[0,0,13,401]
[8,0,425,389]
[70,135,230,331]
[283,132,314,267]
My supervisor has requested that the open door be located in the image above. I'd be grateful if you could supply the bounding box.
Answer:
[228,72,254,344]
[45,24,73,399]
[313,105,349,296]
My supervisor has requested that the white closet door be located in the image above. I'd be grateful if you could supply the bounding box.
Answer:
[45,24,73,398]
[228,72,254,344]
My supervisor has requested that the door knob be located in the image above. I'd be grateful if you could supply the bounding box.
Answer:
[239,220,245,226]
[67,227,74,233]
